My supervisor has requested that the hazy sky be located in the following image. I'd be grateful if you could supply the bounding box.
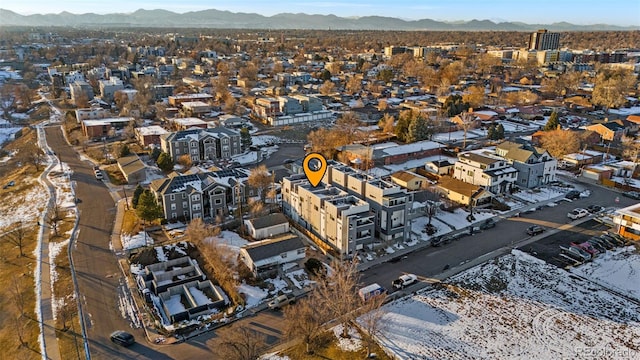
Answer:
[3,0,639,26]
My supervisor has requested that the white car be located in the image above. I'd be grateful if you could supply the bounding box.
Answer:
[567,208,589,220]
[392,274,418,289]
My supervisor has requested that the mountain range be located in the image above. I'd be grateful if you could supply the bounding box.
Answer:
[0,8,637,31]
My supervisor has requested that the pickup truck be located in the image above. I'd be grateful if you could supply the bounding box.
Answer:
[268,293,295,310]
[392,274,418,289]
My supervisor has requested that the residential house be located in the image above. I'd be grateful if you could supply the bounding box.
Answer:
[181,101,211,117]
[437,176,493,207]
[135,125,169,147]
[337,141,443,167]
[81,117,135,139]
[69,80,94,105]
[613,203,640,241]
[426,159,455,175]
[150,172,230,221]
[116,154,146,184]
[390,171,428,190]
[453,152,517,194]
[239,235,306,278]
[98,77,124,102]
[168,93,213,107]
[495,141,557,188]
[245,213,290,240]
[586,122,626,142]
[75,107,109,123]
[562,150,604,167]
[170,117,208,130]
[160,127,242,162]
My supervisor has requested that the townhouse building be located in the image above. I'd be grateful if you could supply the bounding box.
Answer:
[453,152,518,194]
[98,77,124,102]
[69,80,94,105]
[282,174,375,256]
[495,141,557,188]
[150,172,230,221]
[160,127,242,162]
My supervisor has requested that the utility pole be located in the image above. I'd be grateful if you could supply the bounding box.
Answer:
[123,185,129,210]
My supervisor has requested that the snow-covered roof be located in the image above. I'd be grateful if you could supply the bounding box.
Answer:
[381,141,443,156]
[136,125,168,136]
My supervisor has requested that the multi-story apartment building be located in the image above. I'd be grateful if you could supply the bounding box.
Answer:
[453,152,518,194]
[69,80,94,105]
[253,95,331,126]
[495,141,557,188]
[150,172,229,221]
[75,107,110,123]
[282,174,375,256]
[160,127,242,162]
[282,162,413,255]
[528,29,560,51]
[326,164,413,242]
[99,77,124,102]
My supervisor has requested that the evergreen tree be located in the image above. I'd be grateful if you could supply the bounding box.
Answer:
[495,124,505,139]
[119,144,131,158]
[443,95,470,117]
[543,111,560,131]
[240,127,252,149]
[150,147,161,161]
[407,115,431,143]
[136,190,163,224]
[132,184,144,209]
[156,152,174,172]
[394,113,411,142]
[487,123,496,140]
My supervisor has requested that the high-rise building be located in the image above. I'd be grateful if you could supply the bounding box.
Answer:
[528,29,560,51]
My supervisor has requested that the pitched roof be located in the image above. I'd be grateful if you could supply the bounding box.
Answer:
[437,176,482,197]
[459,152,499,165]
[626,115,640,124]
[248,213,289,230]
[391,170,425,183]
[117,154,146,176]
[242,236,305,262]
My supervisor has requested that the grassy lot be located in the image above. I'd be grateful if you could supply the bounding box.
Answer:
[104,164,127,185]
[283,329,392,360]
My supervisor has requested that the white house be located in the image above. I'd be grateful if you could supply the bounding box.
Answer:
[244,213,290,240]
[239,236,306,277]
[453,152,517,194]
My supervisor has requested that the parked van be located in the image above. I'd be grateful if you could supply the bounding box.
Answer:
[358,283,386,301]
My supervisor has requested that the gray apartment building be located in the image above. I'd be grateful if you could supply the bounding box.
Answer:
[282,174,375,256]
[160,127,242,163]
[282,163,413,255]
[150,172,230,221]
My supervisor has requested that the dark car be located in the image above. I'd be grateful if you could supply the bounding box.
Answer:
[479,218,496,230]
[565,190,581,200]
[623,191,640,200]
[587,205,604,213]
[110,330,135,347]
[526,225,545,236]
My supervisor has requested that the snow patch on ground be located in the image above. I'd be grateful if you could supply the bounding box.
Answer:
[237,283,269,308]
[570,246,640,301]
[120,231,152,250]
[259,353,290,360]
[286,269,315,289]
[0,180,47,230]
[373,250,640,359]
[332,324,363,352]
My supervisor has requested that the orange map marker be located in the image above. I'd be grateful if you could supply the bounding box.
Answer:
[303,153,327,187]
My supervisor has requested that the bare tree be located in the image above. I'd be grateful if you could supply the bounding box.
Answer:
[315,258,361,338]
[217,325,267,360]
[540,128,580,158]
[459,110,477,149]
[377,113,395,134]
[48,202,64,237]
[10,276,28,347]
[247,165,272,202]
[284,293,330,354]
[357,293,388,357]
[248,198,265,218]
[319,80,335,96]
[7,221,28,256]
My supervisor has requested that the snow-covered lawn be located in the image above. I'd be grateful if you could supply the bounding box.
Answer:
[372,250,640,359]
[434,208,493,230]
[0,126,22,145]
[0,179,47,230]
[237,283,269,308]
[285,268,315,289]
[232,151,259,165]
[570,246,640,301]
[332,324,363,352]
[120,231,152,250]
[510,187,565,203]
[251,135,281,147]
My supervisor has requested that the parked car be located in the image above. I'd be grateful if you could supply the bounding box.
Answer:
[526,225,545,236]
[565,190,581,200]
[623,191,640,200]
[567,208,589,220]
[479,218,496,230]
[110,330,135,347]
[95,172,104,180]
[562,245,592,261]
[268,293,296,310]
[392,274,418,289]
[2,180,15,189]
[571,242,599,256]
[586,205,604,213]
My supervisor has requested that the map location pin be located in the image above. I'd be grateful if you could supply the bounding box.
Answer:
[303,153,327,187]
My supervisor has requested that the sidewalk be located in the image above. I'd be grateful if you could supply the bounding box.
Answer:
[36,126,62,360]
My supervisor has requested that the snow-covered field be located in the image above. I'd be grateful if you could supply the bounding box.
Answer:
[120,231,153,250]
[0,179,47,230]
[372,250,640,359]
[570,246,640,301]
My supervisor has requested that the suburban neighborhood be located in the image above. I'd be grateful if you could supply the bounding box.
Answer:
[0,5,639,360]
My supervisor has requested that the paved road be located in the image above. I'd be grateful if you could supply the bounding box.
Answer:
[359,179,638,292]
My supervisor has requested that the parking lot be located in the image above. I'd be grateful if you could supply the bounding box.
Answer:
[521,219,617,267]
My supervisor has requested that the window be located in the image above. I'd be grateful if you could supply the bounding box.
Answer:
[182,201,188,208]
[192,194,200,201]
[215,199,222,205]
[171,212,177,219]
[467,170,474,177]
[170,203,176,210]
[281,253,287,259]
[192,204,201,211]
[183,210,189,217]
[190,142,197,147]
[170,194,175,201]
[182,193,186,199]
